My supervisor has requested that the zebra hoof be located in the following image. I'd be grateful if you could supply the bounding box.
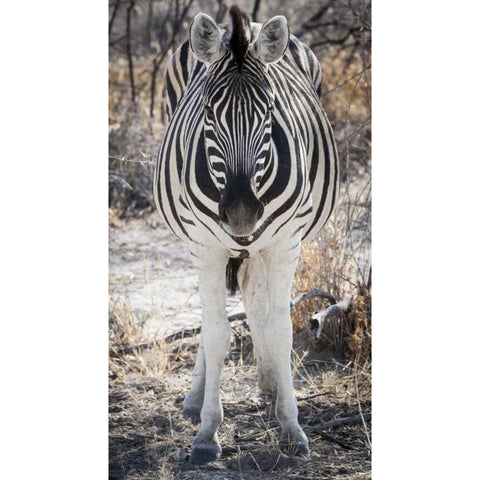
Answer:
[182,406,201,425]
[189,442,221,464]
[280,428,310,458]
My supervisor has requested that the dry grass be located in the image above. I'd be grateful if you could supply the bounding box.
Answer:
[292,178,371,363]
[109,294,168,383]
[109,300,371,479]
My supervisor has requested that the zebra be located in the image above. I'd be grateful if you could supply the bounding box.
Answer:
[154,5,339,464]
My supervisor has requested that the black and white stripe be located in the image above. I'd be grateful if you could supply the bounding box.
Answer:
[154,17,338,256]
[154,7,341,462]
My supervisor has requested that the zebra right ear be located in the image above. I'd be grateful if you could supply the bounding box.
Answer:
[189,13,224,65]
[252,15,289,64]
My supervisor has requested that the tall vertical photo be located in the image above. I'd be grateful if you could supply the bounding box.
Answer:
[109,1,371,478]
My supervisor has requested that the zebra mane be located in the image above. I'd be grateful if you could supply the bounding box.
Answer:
[228,5,251,70]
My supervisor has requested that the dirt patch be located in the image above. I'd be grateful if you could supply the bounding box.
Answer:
[109,214,244,338]
[109,328,371,479]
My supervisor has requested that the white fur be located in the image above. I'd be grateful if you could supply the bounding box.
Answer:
[189,13,225,65]
[251,15,290,64]
[185,230,308,458]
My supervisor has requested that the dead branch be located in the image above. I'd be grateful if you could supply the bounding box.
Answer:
[296,391,332,402]
[149,0,195,117]
[215,0,227,23]
[304,413,371,433]
[110,326,201,356]
[222,443,264,454]
[109,0,122,36]
[111,310,246,356]
[321,64,371,98]
[310,293,352,340]
[110,288,348,357]
[228,311,247,322]
[145,0,154,48]
[251,0,262,22]
[317,431,355,450]
[126,0,136,103]
[291,288,336,308]
[109,174,133,191]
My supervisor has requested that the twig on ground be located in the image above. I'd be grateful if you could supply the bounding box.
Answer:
[222,443,264,455]
[110,288,344,356]
[110,327,200,356]
[296,391,332,402]
[316,431,355,450]
[331,358,353,371]
[248,452,263,472]
[228,312,247,322]
[304,413,371,433]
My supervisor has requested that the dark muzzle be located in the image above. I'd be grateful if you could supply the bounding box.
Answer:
[218,176,264,237]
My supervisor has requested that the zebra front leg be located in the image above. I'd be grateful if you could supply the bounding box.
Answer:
[183,332,205,424]
[189,250,230,464]
[262,247,309,457]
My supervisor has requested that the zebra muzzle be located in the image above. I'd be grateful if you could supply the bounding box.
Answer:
[218,188,264,237]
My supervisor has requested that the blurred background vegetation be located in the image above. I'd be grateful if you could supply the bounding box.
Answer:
[109,0,371,362]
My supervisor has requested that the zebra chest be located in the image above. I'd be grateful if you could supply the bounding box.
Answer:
[176,189,309,258]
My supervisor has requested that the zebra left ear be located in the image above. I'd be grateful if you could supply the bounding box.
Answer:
[252,15,289,64]
[189,13,224,65]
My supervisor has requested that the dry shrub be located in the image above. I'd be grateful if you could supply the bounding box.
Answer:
[320,48,371,126]
[109,60,165,215]
[292,180,371,364]
[109,294,167,382]
[289,25,371,365]
[346,288,371,364]
[108,207,127,228]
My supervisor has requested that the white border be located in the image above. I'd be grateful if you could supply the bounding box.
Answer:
[374,1,480,478]
[2,1,107,478]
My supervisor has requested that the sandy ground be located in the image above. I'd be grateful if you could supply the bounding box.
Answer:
[109,215,244,337]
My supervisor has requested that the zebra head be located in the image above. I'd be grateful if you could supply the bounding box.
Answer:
[189,6,290,237]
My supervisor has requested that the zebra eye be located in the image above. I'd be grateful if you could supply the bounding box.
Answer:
[267,104,274,113]
[205,105,214,117]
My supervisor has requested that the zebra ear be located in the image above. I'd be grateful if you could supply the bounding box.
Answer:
[189,13,223,65]
[252,15,289,64]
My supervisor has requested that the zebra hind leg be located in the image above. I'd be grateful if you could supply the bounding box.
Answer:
[263,248,310,458]
[237,257,276,396]
[239,252,309,457]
